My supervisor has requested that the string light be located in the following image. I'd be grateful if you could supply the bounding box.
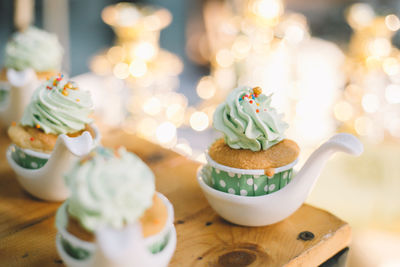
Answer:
[336,3,400,143]
[156,122,176,144]
[385,14,400,31]
[189,112,209,131]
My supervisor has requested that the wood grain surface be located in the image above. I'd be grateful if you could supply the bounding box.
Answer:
[0,129,351,267]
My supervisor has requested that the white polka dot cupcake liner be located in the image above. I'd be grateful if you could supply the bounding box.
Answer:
[10,144,49,169]
[205,153,298,196]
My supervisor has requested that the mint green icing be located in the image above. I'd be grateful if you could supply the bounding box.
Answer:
[213,86,288,151]
[20,75,93,135]
[64,147,155,232]
[4,26,63,72]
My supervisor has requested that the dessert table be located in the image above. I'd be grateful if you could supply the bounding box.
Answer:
[0,129,351,266]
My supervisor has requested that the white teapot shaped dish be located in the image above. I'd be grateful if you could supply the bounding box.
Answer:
[55,193,177,267]
[0,68,39,129]
[6,124,100,202]
[197,133,364,226]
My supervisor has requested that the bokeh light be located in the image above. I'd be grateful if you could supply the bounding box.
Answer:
[196,76,217,99]
[190,112,209,131]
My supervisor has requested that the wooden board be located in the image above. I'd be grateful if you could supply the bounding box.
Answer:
[0,129,351,267]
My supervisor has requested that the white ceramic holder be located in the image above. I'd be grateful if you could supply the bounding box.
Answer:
[0,68,39,128]
[56,193,177,267]
[6,124,101,202]
[197,133,364,226]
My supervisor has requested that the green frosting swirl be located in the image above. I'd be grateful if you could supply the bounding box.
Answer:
[213,86,288,151]
[20,75,93,134]
[4,26,63,72]
[65,147,155,232]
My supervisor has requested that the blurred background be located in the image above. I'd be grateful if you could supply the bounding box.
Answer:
[1,0,400,266]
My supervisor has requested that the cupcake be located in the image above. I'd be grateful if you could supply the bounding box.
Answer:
[0,26,63,127]
[55,147,175,263]
[2,26,63,80]
[207,86,300,196]
[7,74,98,169]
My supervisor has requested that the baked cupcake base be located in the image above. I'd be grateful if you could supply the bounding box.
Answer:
[8,124,98,170]
[8,124,96,153]
[66,194,168,242]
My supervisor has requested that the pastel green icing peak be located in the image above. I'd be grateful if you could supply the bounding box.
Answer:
[64,147,155,232]
[20,74,93,134]
[4,26,63,72]
[213,86,288,151]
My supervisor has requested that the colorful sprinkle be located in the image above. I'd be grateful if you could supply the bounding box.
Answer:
[36,124,40,129]
[11,121,16,126]
[264,109,267,111]
[76,99,80,102]
[46,86,52,90]
[253,86,262,96]
[30,137,34,141]
[62,90,69,96]
[249,100,253,104]
[256,109,260,113]
[256,103,259,106]
[64,82,73,89]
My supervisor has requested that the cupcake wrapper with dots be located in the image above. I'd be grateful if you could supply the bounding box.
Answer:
[10,144,48,169]
[209,166,293,196]
[205,153,296,196]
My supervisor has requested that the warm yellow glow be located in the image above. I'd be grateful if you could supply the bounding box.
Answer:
[216,49,234,68]
[383,57,399,76]
[365,56,381,69]
[196,76,217,99]
[90,55,111,75]
[143,15,161,31]
[156,122,176,143]
[142,97,162,116]
[166,103,185,127]
[347,3,374,29]
[232,36,251,59]
[129,60,147,77]
[355,116,373,136]
[367,38,391,58]
[385,84,400,104]
[251,0,283,20]
[334,101,353,122]
[385,14,400,31]
[284,25,305,44]
[107,46,126,64]
[387,118,400,138]
[114,4,141,27]
[113,62,130,79]
[137,117,158,138]
[190,112,209,131]
[133,42,157,61]
[362,93,380,113]
[214,68,236,90]
[101,6,118,25]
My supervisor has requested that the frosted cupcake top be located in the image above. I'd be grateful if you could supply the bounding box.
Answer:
[213,86,288,151]
[20,74,93,135]
[4,26,63,72]
[65,147,155,232]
